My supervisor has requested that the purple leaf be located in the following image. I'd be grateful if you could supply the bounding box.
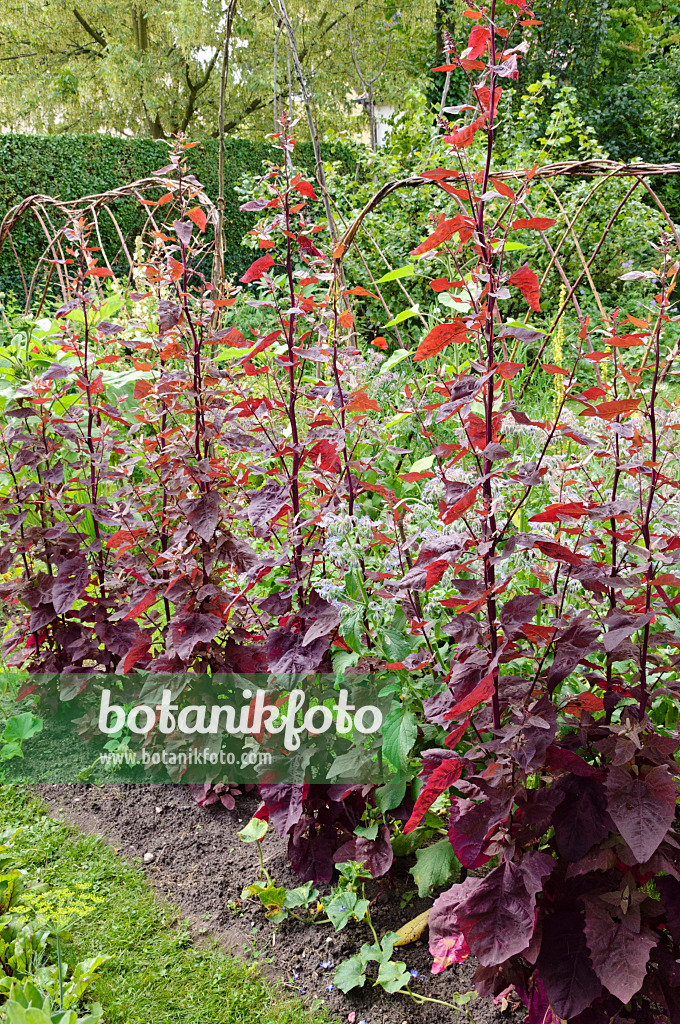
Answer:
[180,491,221,542]
[302,590,341,648]
[500,594,542,637]
[583,899,657,1003]
[552,776,613,861]
[536,910,602,1019]
[355,825,394,878]
[159,300,182,335]
[264,626,329,675]
[259,784,304,838]
[445,852,553,966]
[52,557,90,614]
[658,876,680,943]
[247,481,289,537]
[173,219,193,247]
[289,819,336,882]
[170,612,222,661]
[606,765,677,863]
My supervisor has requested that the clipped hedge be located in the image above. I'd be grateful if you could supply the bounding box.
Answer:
[0,133,354,297]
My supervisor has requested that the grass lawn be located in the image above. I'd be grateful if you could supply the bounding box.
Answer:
[0,786,335,1024]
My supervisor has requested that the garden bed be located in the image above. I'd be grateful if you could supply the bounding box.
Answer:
[37,784,519,1024]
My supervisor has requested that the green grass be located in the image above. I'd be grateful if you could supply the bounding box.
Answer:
[0,786,335,1024]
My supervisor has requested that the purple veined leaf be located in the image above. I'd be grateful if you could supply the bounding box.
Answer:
[180,491,221,542]
[218,533,261,573]
[514,976,563,1024]
[264,626,329,675]
[97,321,124,336]
[173,219,193,247]
[170,612,222,661]
[602,609,653,653]
[552,775,614,861]
[509,697,557,772]
[158,299,182,335]
[606,765,678,863]
[246,481,289,537]
[447,852,554,966]
[55,294,92,318]
[500,593,543,638]
[546,615,602,692]
[301,590,340,648]
[30,603,57,631]
[52,557,91,615]
[356,825,393,877]
[498,325,545,344]
[41,362,72,381]
[289,819,337,883]
[536,910,602,1019]
[239,197,273,211]
[583,899,657,1004]
[259,784,305,838]
[95,620,148,658]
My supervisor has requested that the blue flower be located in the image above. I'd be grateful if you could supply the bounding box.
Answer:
[410,968,419,978]
[325,983,335,992]
[320,960,334,970]
[339,905,346,912]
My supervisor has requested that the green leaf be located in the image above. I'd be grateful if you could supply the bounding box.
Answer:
[410,838,457,897]
[283,882,318,909]
[409,454,435,473]
[382,706,418,772]
[332,648,359,684]
[354,822,379,840]
[378,348,411,374]
[374,780,407,815]
[255,885,286,909]
[334,954,366,993]
[384,308,419,328]
[376,958,411,993]
[391,826,431,858]
[325,892,369,931]
[237,817,268,843]
[2,713,43,744]
[377,264,415,283]
[499,241,528,251]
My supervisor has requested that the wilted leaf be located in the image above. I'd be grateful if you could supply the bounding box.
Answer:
[393,909,430,946]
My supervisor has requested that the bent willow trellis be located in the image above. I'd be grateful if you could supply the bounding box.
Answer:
[1,18,680,1021]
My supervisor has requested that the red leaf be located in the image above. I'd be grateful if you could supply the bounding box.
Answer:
[187,206,207,232]
[508,265,541,312]
[490,176,516,201]
[372,336,388,350]
[403,757,464,833]
[430,278,461,292]
[414,321,468,361]
[582,398,640,421]
[512,217,556,231]
[411,215,474,256]
[541,363,568,375]
[534,540,584,565]
[294,180,318,200]
[530,502,588,523]
[122,589,158,621]
[86,267,113,278]
[584,901,657,1004]
[442,484,479,524]
[444,673,495,719]
[344,286,380,299]
[345,391,380,413]
[443,115,487,150]
[425,560,449,589]
[240,254,274,283]
[496,361,524,379]
[466,24,490,59]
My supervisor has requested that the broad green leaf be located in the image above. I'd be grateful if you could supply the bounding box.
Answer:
[409,454,435,473]
[391,826,431,857]
[384,308,419,328]
[255,885,286,909]
[334,954,366,992]
[2,713,42,744]
[499,241,528,251]
[377,264,415,283]
[325,891,369,931]
[379,348,411,374]
[374,779,407,814]
[332,648,359,684]
[283,882,318,909]
[410,838,457,897]
[354,822,379,840]
[382,706,418,772]
[377,958,410,993]
[237,817,268,843]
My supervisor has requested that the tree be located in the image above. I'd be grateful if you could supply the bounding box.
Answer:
[0,0,434,139]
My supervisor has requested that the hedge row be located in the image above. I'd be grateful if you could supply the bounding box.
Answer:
[0,134,354,298]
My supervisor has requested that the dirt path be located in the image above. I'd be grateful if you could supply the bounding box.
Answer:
[37,783,521,1024]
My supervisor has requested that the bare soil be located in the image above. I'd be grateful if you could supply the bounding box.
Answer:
[36,783,522,1024]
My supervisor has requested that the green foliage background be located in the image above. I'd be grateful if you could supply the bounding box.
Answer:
[0,134,353,292]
